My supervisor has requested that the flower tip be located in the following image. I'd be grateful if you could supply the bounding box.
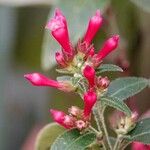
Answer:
[131,111,139,121]
[113,35,120,42]
[24,73,39,81]
[55,8,62,16]
[45,18,65,31]
[49,109,54,114]
[24,74,30,79]
[95,9,101,16]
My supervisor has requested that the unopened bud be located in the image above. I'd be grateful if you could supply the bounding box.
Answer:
[84,10,103,45]
[63,115,75,128]
[95,35,119,62]
[83,90,97,117]
[96,76,110,89]
[83,65,95,87]
[68,106,81,117]
[115,112,138,135]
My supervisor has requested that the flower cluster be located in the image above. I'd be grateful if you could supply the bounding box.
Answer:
[24,9,119,130]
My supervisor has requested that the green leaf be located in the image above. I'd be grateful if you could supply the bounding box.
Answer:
[96,64,123,74]
[126,118,150,144]
[51,129,96,150]
[130,0,150,13]
[101,97,132,116]
[107,77,148,101]
[35,123,65,150]
[41,0,110,70]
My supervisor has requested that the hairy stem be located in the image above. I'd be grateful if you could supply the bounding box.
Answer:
[93,102,112,150]
[89,125,101,135]
[93,104,102,132]
[120,141,131,150]
[113,135,122,150]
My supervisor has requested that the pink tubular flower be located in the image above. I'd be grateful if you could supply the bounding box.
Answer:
[83,90,97,117]
[24,73,74,92]
[24,73,61,88]
[95,35,119,61]
[88,47,95,57]
[132,142,150,150]
[84,10,103,45]
[46,9,73,55]
[83,65,95,87]
[55,52,67,67]
[50,109,69,128]
[50,109,65,125]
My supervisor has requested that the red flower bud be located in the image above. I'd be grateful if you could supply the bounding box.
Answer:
[131,111,138,122]
[24,73,61,88]
[88,47,95,57]
[68,106,81,117]
[83,65,95,87]
[96,76,110,89]
[50,109,68,128]
[24,73,75,92]
[50,109,65,124]
[96,35,119,61]
[84,10,103,45]
[46,9,73,55]
[83,90,97,117]
[63,115,75,128]
[132,142,150,150]
[55,52,67,67]
[50,109,74,129]
[54,8,67,26]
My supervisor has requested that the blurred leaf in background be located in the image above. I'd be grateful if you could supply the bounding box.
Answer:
[130,0,150,13]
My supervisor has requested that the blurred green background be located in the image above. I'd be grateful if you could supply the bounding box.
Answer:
[0,0,150,149]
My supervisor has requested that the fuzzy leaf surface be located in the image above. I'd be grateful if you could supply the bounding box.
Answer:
[51,129,96,150]
[101,97,132,116]
[126,118,150,144]
[107,77,148,101]
[96,64,123,74]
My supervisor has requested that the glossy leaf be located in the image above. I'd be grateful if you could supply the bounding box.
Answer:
[101,97,132,116]
[126,118,150,144]
[107,77,148,101]
[35,123,65,150]
[96,64,123,75]
[51,129,96,150]
[130,0,150,13]
[41,0,110,70]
